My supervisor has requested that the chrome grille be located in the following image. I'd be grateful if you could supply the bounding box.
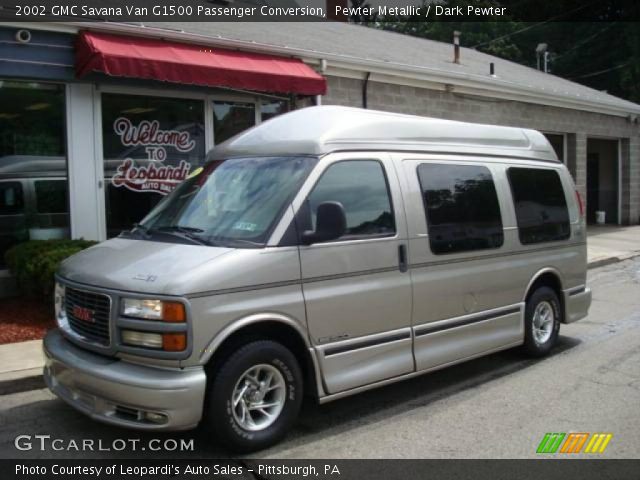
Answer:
[65,287,111,346]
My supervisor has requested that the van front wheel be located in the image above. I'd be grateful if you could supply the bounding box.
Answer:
[522,286,561,357]
[206,340,303,452]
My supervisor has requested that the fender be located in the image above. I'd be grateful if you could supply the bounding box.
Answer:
[199,312,327,398]
[522,267,565,303]
[199,312,310,363]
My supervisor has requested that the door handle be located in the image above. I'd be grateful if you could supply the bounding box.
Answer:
[398,244,408,273]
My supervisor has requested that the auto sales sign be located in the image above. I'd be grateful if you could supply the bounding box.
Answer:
[111,117,195,195]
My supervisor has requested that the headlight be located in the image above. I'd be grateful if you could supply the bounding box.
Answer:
[121,298,186,322]
[54,282,66,325]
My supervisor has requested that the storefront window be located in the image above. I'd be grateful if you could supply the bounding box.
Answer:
[0,81,69,266]
[213,101,255,144]
[102,93,205,238]
[35,180,68,214]
[261,100,289,122]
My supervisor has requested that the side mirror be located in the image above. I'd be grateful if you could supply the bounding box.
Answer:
[301,201,347,245]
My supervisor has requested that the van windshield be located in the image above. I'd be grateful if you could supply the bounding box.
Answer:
[130,156,316,248]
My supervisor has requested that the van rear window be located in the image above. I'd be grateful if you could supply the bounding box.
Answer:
[418,163,504,255]
[507,167,570,245]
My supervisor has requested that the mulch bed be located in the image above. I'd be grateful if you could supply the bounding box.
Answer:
[0,296,55,344]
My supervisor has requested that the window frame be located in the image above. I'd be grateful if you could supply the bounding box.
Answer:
[416,162,505,256]
[297,158,397,244]
[506,166,571,246]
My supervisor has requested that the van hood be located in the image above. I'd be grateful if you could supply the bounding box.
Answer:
[58,237,234,295]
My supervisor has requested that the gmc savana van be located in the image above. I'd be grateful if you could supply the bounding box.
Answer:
[44,106,591,451]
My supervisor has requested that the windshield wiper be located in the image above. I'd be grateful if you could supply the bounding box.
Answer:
[150,226,210,246]
[124,222,151,238]
[156,225,205,233]
[209,236,264,248]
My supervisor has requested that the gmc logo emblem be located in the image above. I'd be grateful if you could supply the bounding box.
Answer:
[72,305,95,323]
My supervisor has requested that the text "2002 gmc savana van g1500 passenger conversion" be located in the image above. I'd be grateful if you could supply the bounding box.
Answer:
[44,106,591,451]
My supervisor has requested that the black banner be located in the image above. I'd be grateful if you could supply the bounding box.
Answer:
[1,0,640,22]
[2,460,640,480]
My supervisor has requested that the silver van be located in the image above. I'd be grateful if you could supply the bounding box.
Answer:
[44,106,592,451]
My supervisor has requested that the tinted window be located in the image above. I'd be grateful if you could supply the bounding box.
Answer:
[507,167,570,244]
[305,160,395,239]
[418,164,504,254]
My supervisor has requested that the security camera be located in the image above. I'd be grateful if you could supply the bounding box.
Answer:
[15,29,32,44]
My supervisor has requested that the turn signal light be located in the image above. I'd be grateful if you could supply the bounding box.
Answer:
[162,302,186,322]
[163,333,186,352]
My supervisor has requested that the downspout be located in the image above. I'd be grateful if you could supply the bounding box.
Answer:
[362,72,371,109]
[315,58,327,106]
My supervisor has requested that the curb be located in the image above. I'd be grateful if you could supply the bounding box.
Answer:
[588,253,640,270]
[588,257,622,269]
[0,369,44,396]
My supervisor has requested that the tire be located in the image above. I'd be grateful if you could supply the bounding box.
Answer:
[205,340,303,452]
[522,286,561,357]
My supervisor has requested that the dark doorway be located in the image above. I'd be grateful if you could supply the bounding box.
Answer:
[587,154,599,224]
[586,139,619,225]
[543,133,565,162]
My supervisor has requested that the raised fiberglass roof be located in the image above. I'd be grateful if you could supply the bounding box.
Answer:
[211,106,559,161]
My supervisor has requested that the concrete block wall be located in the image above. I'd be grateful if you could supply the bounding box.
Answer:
[322,75,640,224]
[566,133,587,211]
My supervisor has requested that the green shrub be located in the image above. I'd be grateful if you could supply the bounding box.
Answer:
[5,239,98,296]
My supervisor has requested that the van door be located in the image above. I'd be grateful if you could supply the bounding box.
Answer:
[294,154,413,394]
[398,158,523,372]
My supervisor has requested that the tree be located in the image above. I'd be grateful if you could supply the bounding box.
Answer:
[365,0,640,102]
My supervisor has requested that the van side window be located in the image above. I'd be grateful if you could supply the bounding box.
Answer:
[306,160,395,239]
[507,167,570,244]
[417,163,504,254]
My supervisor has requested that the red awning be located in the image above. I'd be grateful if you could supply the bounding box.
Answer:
[76,31,327,96]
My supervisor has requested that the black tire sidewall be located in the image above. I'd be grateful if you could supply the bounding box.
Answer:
[207,340,303,452]
[524,286,561,356]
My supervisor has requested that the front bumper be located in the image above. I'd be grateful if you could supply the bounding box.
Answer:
[43,329,206,431]
[564,287,592,324]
